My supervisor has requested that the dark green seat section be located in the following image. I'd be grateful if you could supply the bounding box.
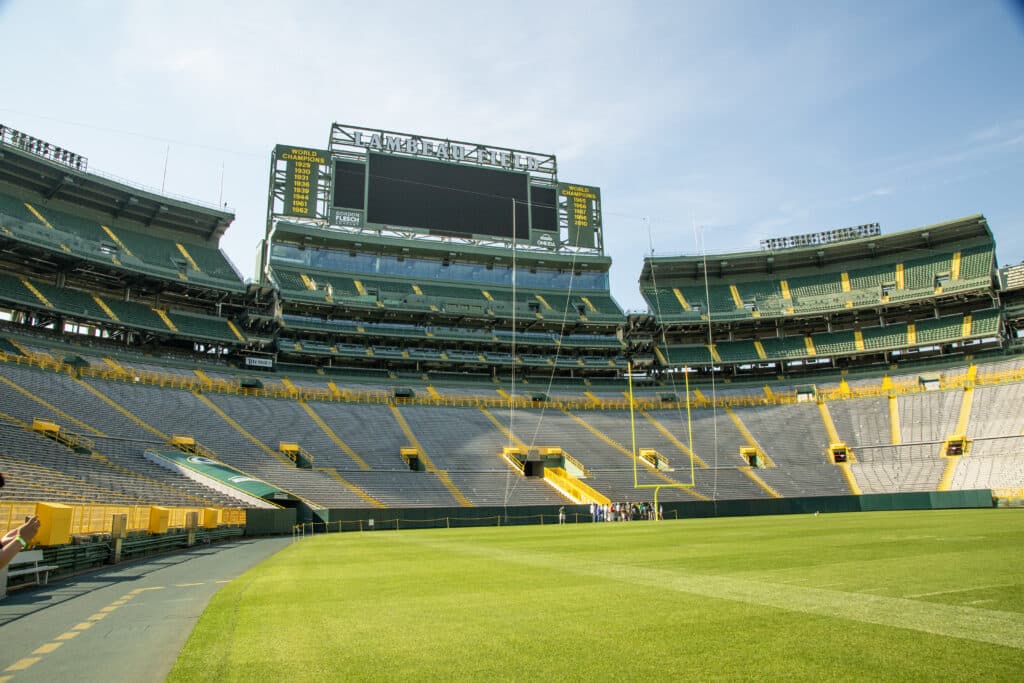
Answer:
[715,340,759,363]
[428,326,493,343]
[102,299,172,332]
[319,273,368,298]
[179,243,239,281]
[736,280,782,303]
[0,193,37,223]
[959,245,994,280]
[0,273,43,309]
[0,337,23,355]
[642,287,688,316]
[105,229,184,269]
[675,285,739,314]
[812,330,857,355]
[904,253,953,291]
[417,282,486,302]
[760,336,808,360]
[971,308,1001,336]
[661,344,713,364]
[788,273,843,299]
[556,333,622,349]
[28,280,111,321]
[848,263,897,290]
[271,268,329,303]
[861,322,908,350]
[914,314,964,344]
[579,293,624,316]
[21,200,108,242]
[165,310,240,343]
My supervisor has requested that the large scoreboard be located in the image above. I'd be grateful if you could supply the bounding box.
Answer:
[267,124,603,253]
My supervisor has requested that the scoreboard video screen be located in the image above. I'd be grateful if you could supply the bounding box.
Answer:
[271,124,603,254]
[334,153,531,240]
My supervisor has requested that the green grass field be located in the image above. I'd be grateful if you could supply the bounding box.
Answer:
[169,509,1024,681]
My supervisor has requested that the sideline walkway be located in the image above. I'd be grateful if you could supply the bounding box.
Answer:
[0,536,291,682]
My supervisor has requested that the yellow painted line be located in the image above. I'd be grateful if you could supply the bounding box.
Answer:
[92,294,120,321]
[907,323,917,346]
[729,284,743,308]
[895,262,905,289]
[779,280,791,299]
[951,251,961,280]
[193,391,295,467]
[580,295,597,312]
[804,336,816,356]
[299,273,316,290]
[0,674,13,682]
[0,375,105,436]
[88,613,108,621]
[354,279,367,296]
[176,582,205,587]
[153,307,178,332]
[839,462,861,495]
[216,579,231,584]
[672,288,690,311]
[753,340,767,360]
[72,622,95,631]
[317,467,384,507]
[938,456,960,491]
[534,293,552,310]
[5,657,41,671]
[654,347,668,365]
[70,375,166,439]
[739,466,782,498]
[55,632,80,641]
[411,284,423,295]
[854,329,865,351]
[23,202,53,228]
[481,289,494,301]
[101,225,132,255]
[818,402,841,444]
[708,344,721,363]
[840,272,851,292]
[175,243,201,272]
[226,319,246,342]
[962,315,973,338]
[32,642,62,655]
[299,402,370,470]
[100,605,119,612]
[389,404,472,506]
[889,395,902,445]
[639,409,707,468]
[20,278,53,308]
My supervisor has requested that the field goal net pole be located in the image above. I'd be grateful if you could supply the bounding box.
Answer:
[627,362,697,516]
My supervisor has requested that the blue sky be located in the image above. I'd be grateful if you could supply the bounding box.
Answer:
[1,0,1021,312]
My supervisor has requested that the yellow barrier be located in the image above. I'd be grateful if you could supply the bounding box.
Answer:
[34,502,72,546]
[6,349,1024,413]
[0,502,245,538]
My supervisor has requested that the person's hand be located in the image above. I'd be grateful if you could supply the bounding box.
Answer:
[19,516,40,544]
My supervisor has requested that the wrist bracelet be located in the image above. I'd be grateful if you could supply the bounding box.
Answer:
[14,535,26,549]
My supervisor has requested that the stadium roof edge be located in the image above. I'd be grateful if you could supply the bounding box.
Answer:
[639,214,991,281]
[0,141,235,243]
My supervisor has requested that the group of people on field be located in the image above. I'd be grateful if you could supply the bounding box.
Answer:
[590,501,661,522]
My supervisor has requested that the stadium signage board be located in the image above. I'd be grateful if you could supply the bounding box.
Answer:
[0,123,88,171]
[275,145,328,219]
[559,183,602,248]
[333,125,554,176]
